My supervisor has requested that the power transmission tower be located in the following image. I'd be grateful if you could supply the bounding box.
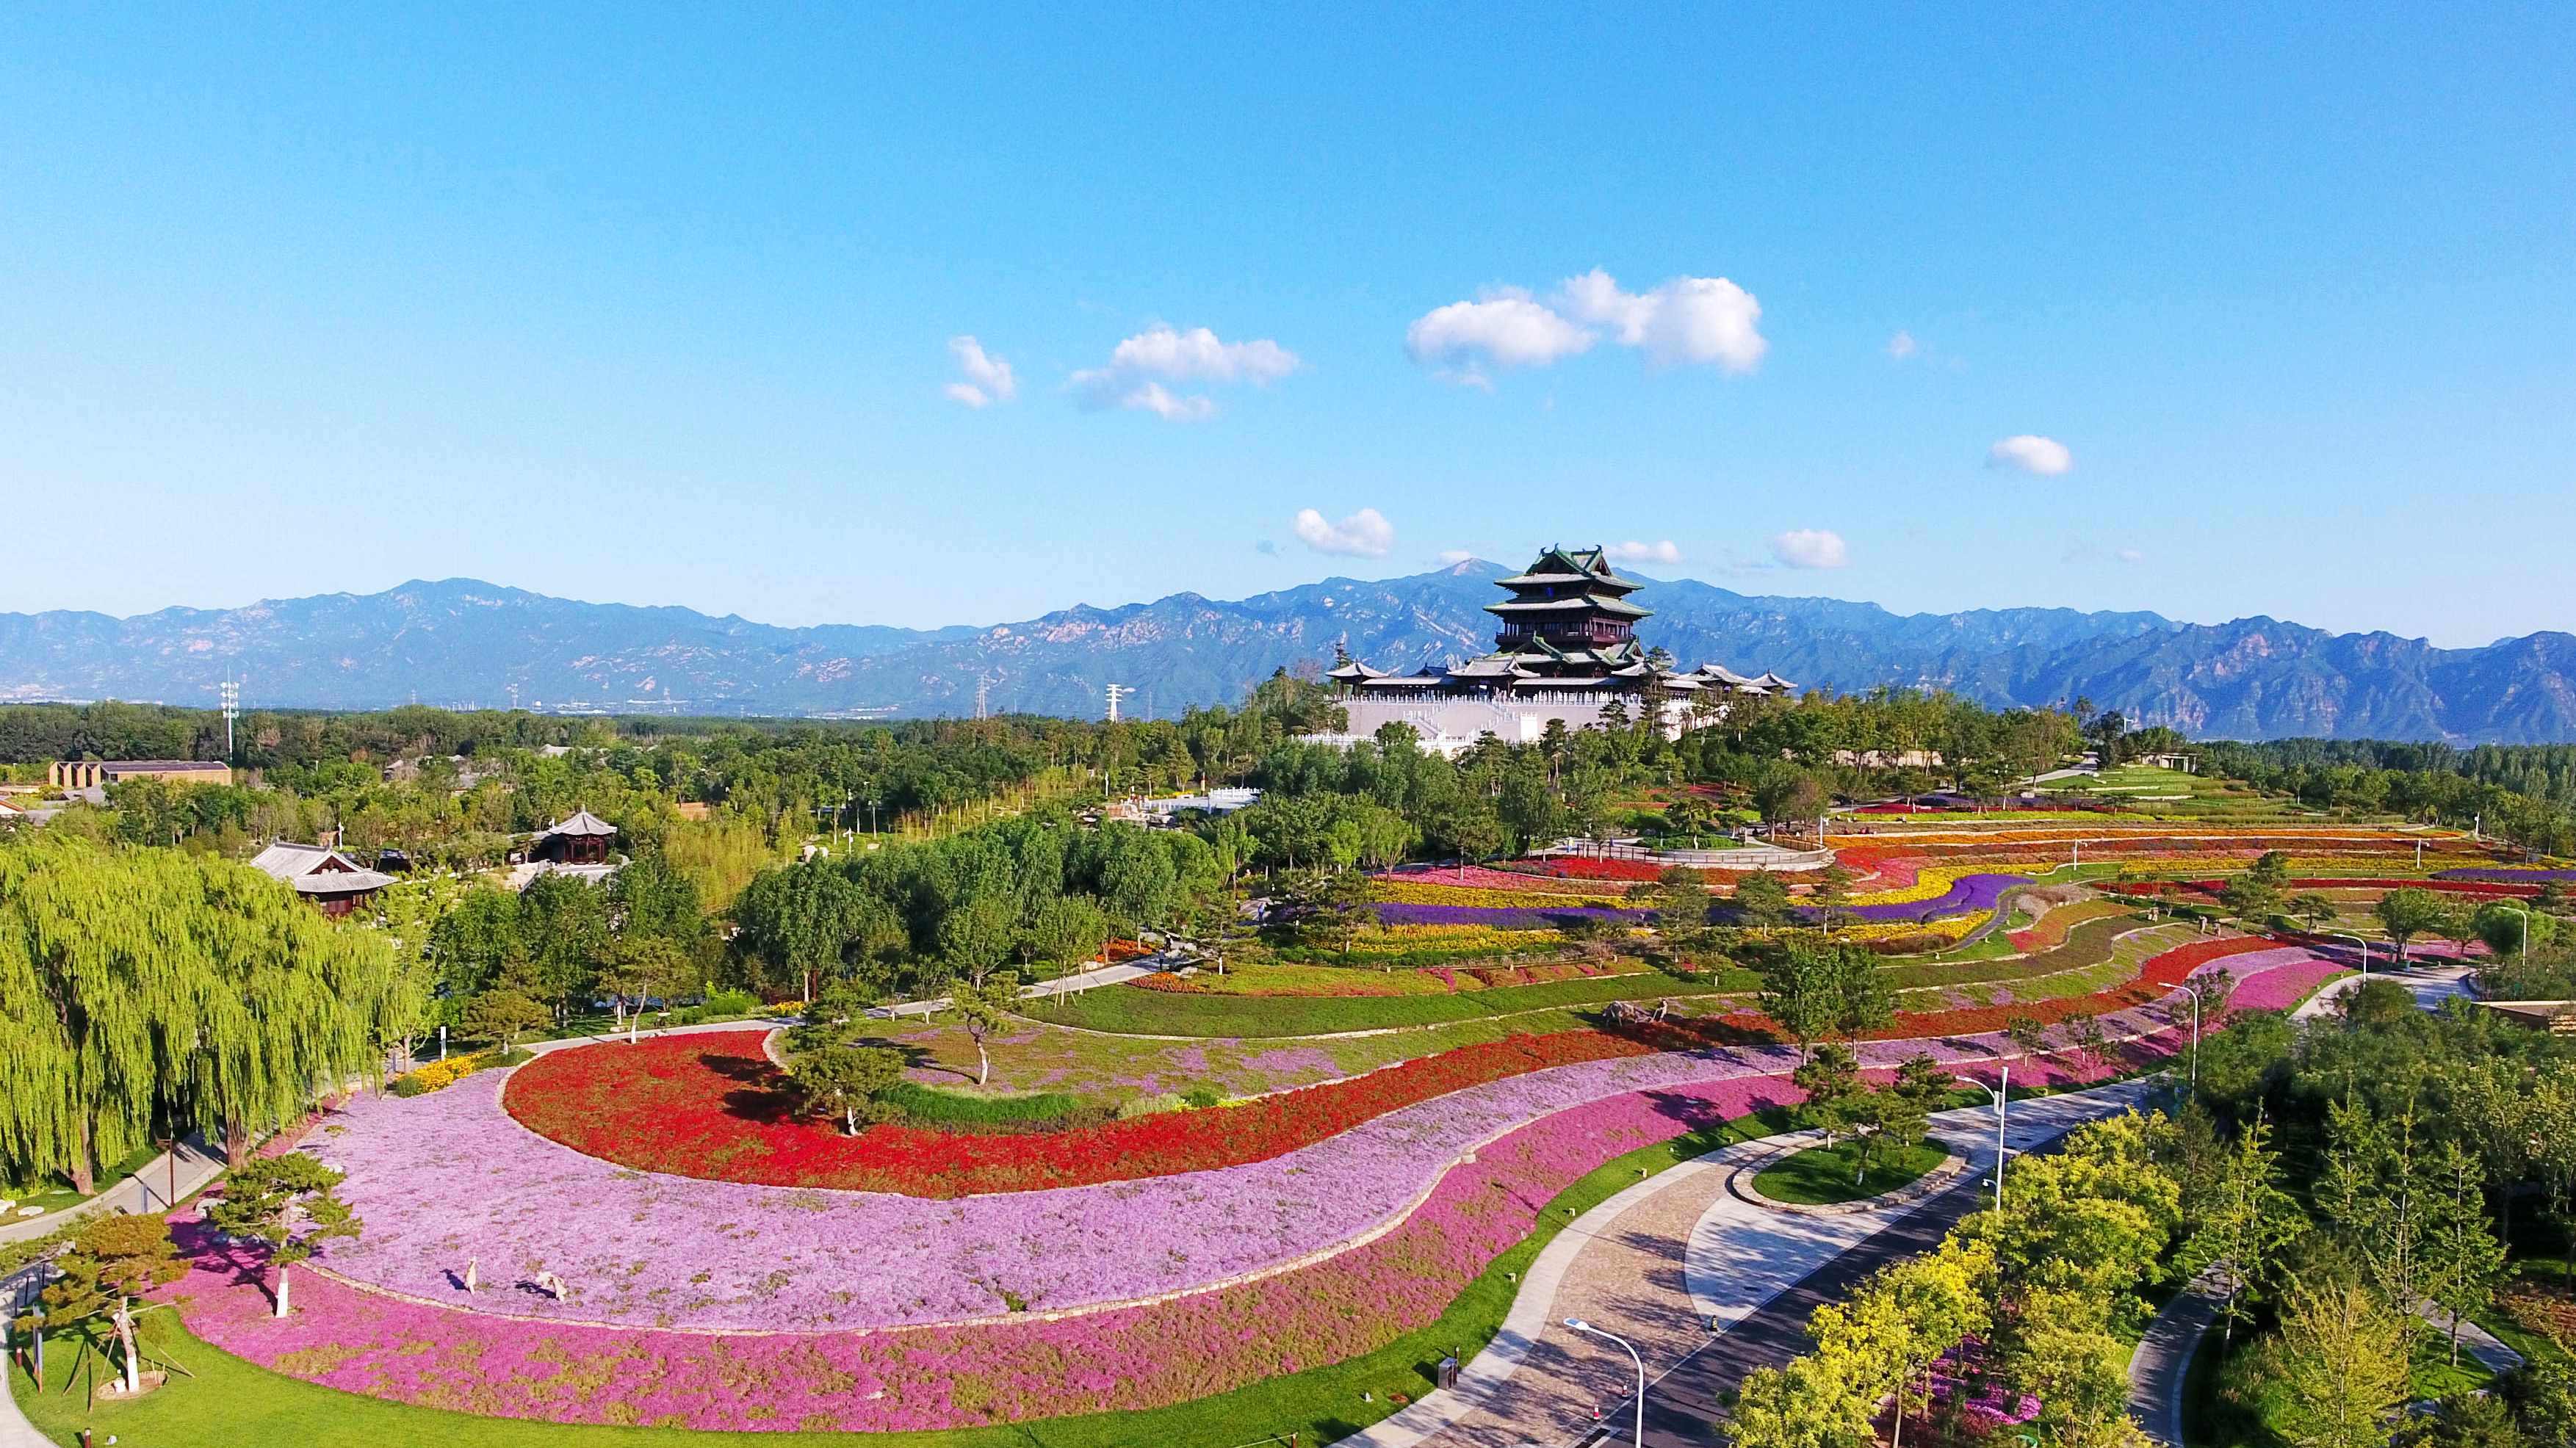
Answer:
[220,677,240,760]
[1105,683,1132,723]
[975,674,993,720]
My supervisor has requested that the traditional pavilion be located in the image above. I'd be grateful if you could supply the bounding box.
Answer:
[250,840,395,917]
[530,809,618,865]
[1314,546,1792,756]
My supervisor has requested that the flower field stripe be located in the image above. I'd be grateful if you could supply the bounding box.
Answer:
[156,968,2318,1434]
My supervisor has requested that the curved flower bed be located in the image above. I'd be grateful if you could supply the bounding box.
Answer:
[165,952,2359,1433]
[175,1072,1797,1431]
[505,1029,1649,1196]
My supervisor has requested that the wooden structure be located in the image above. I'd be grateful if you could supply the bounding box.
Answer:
[249,841,394,917]
[531,809,618,865]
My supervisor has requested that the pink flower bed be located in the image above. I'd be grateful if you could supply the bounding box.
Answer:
[154,960,2338,1432]
[173,1075,1799,1432]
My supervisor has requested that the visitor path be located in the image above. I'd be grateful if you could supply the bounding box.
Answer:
[0,1133,226,1245]
[1339,1080,2161,1448]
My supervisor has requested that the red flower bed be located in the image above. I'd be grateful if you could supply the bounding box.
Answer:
[505,1028,1656,1196]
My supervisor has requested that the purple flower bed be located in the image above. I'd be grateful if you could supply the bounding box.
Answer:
[303,995,2205,1336]
[2436,867,2576,882]
[1797,872,2031,924]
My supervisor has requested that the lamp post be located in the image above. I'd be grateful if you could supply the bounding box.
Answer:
[2494,903,2531,975]
[1562,1318,1645,1448]
[2326,931,2372,980]
[1952,1065,2010,1214]
[2174,983,2207,1097]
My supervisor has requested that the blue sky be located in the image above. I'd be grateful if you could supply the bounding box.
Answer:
[3,4,2570,646]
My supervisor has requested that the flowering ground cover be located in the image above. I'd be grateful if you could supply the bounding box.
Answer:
[2006,899,2137,952]
[1020,964,1716,1038]
[141,942,2361,1437]
[2436,866,2576,883]
[505,1028,1653,1197]
[179,1072,1808,1433]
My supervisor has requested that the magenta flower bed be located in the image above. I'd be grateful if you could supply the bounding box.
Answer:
[154,979,2309,1433]
[174,1074,1801,1432]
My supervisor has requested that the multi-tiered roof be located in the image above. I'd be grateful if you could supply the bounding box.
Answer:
[1327,546,1792,701]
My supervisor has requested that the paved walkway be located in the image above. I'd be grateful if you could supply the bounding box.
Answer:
[2292,962,2478,1021]
[0,1133,225,1246]
[2129,1271,2226,1447]
[1337,1079,2160,1448]
[877,960,1161,1018]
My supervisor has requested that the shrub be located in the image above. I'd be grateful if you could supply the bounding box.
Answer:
[1116,1093,1187,1120]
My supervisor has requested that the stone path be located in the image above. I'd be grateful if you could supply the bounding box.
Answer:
[1338,1079,2160,1447]
[2292,961,2478,1021]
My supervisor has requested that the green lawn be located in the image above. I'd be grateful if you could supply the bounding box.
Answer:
[1018,968,1714,1038]
[8,1109,1800,1448]
[1751,1140,1950,1205]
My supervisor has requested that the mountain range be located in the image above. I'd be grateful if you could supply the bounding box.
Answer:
[3,565,2574,742]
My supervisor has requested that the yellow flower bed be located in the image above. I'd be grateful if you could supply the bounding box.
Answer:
[1844,866,1993,908]
[1371,880,1628,910]
[1334,924,1562,956]
[392,1051,496,1096]
[1743,913,1988,944]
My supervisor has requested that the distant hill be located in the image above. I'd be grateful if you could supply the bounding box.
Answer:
[2,567,2572,742]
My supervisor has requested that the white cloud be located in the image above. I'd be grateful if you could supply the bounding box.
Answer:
[1884,330,1919,361]
[2118,548,2145,564]
[1293,507,1395,558]
[1986,435,2074,475]
[1603,540,1683,565]
[1554,269,1767,373]
[1437,549,1478,565]
[1072,324,1301,419]
[944,336,1017,408]
[1771,529,1850,569]
[1404,289,1594,381]
[1405,269,1767,383]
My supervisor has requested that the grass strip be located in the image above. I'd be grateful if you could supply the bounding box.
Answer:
[1020,968,1714,1038]
[9,1109,1797,1448]
[1750,1140,1949,1205]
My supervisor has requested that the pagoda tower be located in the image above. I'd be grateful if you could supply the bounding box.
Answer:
[1482,546,1653,678]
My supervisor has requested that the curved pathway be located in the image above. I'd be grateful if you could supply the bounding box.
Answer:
[1339,1080,2163,1447]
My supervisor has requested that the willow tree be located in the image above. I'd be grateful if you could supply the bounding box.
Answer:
[0,834,394,1191]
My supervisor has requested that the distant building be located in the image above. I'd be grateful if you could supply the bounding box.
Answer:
[1310,546,1793,758]
[48,760,234,789]
[250,841,395,917]
[530,809,618,865]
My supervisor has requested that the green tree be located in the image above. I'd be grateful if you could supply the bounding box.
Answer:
[2265,1278,2413,1448]
[461,988,550,1056]
[10,1214,187,1395]
[947,970,1022,1087]
[206,1151,361,1318]
[2176,1113,2306,1344]
[1026,893,1111,971]
[789,1043,903,1134]
[1733,872,1794,928]
[2220,872,2285,930]
[1792,1043,1867,1148]
[2290,893,2340,930]
[2375,887,2452,963]
[2421,1140,2508,1366]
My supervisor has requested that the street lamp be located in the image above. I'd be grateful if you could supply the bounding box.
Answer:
[2494,903,2532,974]
[1952,1065,2010,1214]
[2174,982,2208,1097]
[1562,1318,1645,1448]
[2325,931,2372,980]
